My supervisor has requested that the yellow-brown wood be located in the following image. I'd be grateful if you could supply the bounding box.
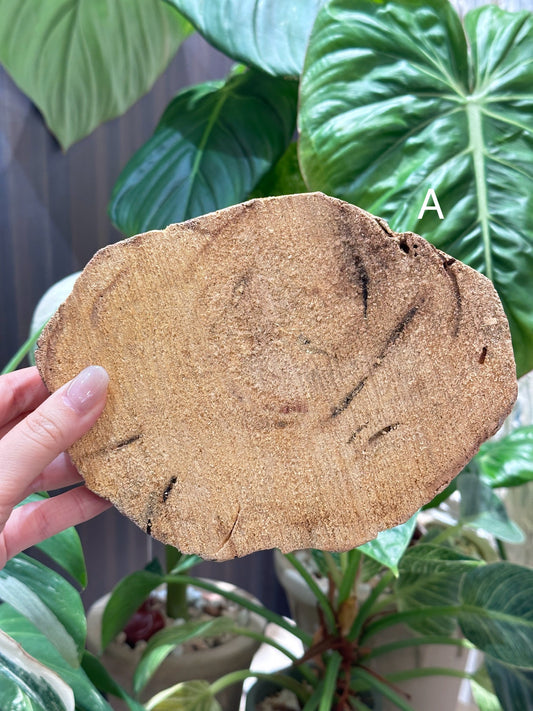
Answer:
[36,193,517,559]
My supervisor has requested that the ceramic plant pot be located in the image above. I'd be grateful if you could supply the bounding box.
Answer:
[87,580,266,711]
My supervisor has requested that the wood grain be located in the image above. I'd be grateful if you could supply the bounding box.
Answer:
[36,193,517,560]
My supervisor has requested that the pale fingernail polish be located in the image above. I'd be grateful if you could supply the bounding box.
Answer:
[63,366,109,413]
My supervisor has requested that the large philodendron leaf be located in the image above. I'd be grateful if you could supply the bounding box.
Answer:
[109,69,298,236]
[485,657,533,711]
[165,0,326,77]
[477,426,533,489]
[299,0,533,376]
[0,0,192,149]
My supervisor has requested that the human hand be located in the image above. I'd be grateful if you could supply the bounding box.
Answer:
[0,365,112,569]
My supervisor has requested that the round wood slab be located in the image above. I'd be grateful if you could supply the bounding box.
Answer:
[36,193,517,559]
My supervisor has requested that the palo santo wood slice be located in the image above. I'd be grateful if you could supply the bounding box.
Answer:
[36,193,517,560]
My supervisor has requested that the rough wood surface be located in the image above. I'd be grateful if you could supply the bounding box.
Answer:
[36,193,517,560]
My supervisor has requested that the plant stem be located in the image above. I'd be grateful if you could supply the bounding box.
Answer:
[386,667,474,684]
[361,635,473,661]
[284,552,337,634]
[165,574,313,646]
[338,550,361,606]
[164,546,189,620]
[348,571,394,642]
[210,670,308,703]
[2,323,46,374]
[351,667,415,711]
[360,606,461,643]
[319,652,342,711]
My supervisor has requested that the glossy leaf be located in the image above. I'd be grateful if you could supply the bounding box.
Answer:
[109,70,298,236]
[458,563,533,667]
[358,513,418,575]
[0,679,35,711]
[16,493,87,588]
[458,470,524,543]
[485,657,533,711]
[134,617,237,694]
[0,0,192,149]
[250,143,307,199]
[165,0,325,76]
[396,544,480,635]
[0,554,85,667]
[101,570,164,650]
[477,426,533,489]
[299,0,533,376]
[146,680,222,711]
[0,629,73,711]
[0,606,112,711]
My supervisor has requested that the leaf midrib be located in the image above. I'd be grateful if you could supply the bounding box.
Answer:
[466,100,492,282]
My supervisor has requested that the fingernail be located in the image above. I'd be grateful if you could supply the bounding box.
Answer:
[63,366,109,413]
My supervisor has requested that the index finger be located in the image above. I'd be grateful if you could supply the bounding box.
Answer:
[0,367,49,428]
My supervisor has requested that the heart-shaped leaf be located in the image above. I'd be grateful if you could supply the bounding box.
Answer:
[165,0,326,77]
[109,69,298,236]
[458,563,533,667]
[0,0,192,148]
[299,0,533,376]
[357,513,418,575]
[0,629,73,711]
[0,555,85,667]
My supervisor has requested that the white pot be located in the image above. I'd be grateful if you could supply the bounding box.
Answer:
[87,580,266,711]
[274,550,471,711]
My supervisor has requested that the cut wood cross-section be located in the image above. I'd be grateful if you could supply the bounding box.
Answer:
[36,193,517,560]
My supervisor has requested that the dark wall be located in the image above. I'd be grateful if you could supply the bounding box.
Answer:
[0,34,288,615]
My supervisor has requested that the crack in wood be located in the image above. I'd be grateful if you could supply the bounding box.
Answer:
[114,433,142,450]
[368,422,400,444]
[347,423,368,444]
[216,506,241,554]
[441,256,462,337]
[162,476,178,502]
[331,298,424,419]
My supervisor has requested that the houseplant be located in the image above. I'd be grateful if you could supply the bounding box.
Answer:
[1,0,532,709]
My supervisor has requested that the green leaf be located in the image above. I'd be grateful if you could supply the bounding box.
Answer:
[0,554,85,667]
[109,69,298,236]
[146,680,222,711]
[299,0,533,376]
[471,665,503,711]
[250,143,308,199]
[458,470,524,543]
[477,426,533,489]
[165,0,325,77]
[485,657,533,711]
[458,562,533,667]
[81,652,145,711]
[358,513,418,575]
[0,0,192,149]
[134,617,237,694]
[0,605,113,711]
[0,679,35,711]
[16,493,87,588]
[396,544,481,635]
[101,570,164,650]
[0,630,73,711]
